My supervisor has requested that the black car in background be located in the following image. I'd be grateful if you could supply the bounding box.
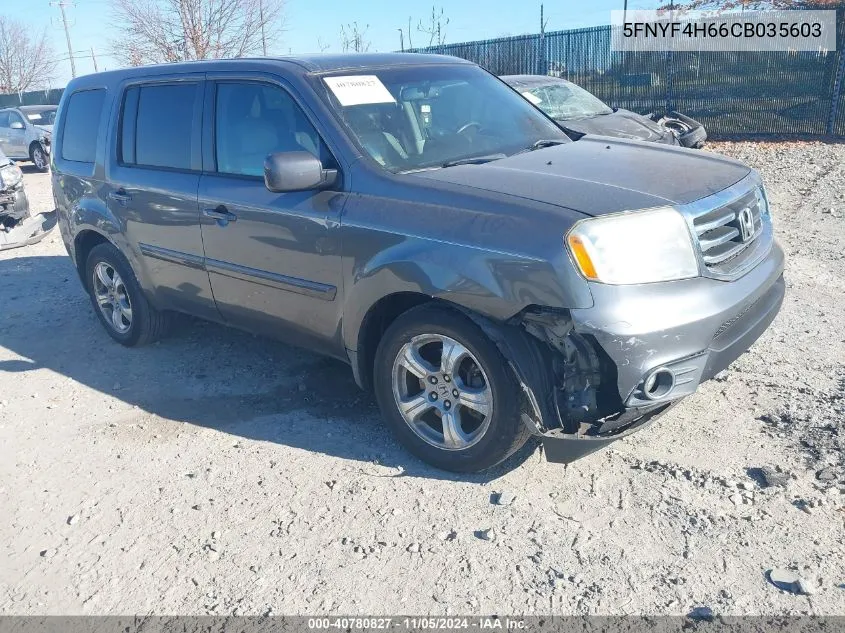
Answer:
[503,75,707,148]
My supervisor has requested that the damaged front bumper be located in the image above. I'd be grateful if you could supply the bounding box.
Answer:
[649,111,708,149]
[483,239,785,464]
[0,187,30,223]
[571,241,785,411]
[0,210,57,251]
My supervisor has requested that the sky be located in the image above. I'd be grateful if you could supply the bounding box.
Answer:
[4,0,660,88]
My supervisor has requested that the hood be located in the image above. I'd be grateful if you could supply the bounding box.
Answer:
[413,137,750,217]
[35,124,53,135]
[560,109,674,144]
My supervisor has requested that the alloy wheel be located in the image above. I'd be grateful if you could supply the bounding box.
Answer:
[391,333,493,451]
[92,262,133,334]
[32,147,47,170]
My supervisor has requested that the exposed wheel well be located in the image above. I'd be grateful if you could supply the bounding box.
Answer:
[355,292,434,391]
[73,230,110,287]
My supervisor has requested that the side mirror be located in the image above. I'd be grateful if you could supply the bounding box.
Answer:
[9,121,24,130]
[264,151,338,193]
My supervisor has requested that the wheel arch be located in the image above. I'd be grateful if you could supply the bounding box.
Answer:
[73,229,113,288]
[351,291,436,391]
[28,140,45,156]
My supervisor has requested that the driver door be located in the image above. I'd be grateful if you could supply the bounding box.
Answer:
[5,111,28,157]
[0,112,13,157]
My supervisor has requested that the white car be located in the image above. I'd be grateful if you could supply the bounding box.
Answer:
[0,105,55,172]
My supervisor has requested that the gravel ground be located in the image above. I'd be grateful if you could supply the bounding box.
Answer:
[0,142,843,616]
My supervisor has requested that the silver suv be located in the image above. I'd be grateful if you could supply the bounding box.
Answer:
[0,105,55,172]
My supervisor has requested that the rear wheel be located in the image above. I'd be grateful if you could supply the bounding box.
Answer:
[374,305,531,472]
[85,243,170,346]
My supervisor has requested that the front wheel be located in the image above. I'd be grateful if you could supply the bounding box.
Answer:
[373,305,531,472]
[30,143,48,172]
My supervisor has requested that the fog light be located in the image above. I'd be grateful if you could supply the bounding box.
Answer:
[643,367,675,400]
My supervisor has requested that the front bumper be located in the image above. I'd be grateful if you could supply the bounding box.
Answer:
[678,123,707,149]
[571,240,785,407]
[537,242,784,463]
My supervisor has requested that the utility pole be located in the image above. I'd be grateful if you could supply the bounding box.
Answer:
[259,0,267,55]
[52,1,77,78]
[398,29,404,52]
[539,3,546,75]
[91,47,99,72]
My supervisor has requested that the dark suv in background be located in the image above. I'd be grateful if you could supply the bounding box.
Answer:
[51,54,785,472]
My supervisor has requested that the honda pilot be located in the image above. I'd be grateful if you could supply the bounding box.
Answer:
[51,54,785,472]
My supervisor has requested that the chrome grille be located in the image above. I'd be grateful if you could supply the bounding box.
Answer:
[690,188,765,276]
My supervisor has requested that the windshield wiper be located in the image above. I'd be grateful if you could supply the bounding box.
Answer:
[441,153,506,168]
[513,139,568,155]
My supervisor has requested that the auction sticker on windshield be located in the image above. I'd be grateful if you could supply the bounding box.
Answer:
[324,75,396,106]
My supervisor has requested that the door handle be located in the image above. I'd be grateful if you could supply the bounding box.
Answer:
[202,206,238,226]
[108,189,132,205]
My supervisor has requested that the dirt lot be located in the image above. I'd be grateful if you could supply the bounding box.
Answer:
[1,142,843,616]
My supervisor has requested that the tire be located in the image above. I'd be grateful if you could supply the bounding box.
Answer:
[29,143,48,172]
[373,304,531,472]
[85,242,170,347]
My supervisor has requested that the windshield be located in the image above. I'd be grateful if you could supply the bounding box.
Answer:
[24,109,57,125]
[318,65,569,172]
[521,81,613,121]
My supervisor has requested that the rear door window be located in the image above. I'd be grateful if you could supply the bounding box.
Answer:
[121,82,200,171]
[61,89,106,163]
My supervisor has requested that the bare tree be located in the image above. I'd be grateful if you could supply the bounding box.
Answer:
[109,0,285,66]
[0,17,56,94]
[316,36,331,53]
[340,22,371,53]
[418,6,449,47]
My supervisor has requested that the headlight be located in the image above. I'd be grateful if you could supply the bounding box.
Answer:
[566,207,699,284]
[0,164,23,189]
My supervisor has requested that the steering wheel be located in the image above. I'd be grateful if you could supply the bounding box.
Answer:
[456,121,483,136]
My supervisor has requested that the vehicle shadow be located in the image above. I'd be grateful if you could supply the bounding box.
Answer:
[0,254,537,481]
[18,164,47,175]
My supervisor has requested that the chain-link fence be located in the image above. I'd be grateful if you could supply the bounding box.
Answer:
[411,8,845,139]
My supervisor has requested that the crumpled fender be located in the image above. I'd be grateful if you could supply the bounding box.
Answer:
[342,237,572,353]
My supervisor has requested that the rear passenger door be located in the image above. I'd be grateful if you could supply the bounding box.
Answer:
[106,76,218,321]
[198,76,346,355]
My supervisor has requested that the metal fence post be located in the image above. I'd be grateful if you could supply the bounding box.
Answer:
[830,51,845,136]
[827,10,845,136]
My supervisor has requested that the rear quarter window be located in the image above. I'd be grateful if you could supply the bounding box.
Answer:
[61,89,106,163]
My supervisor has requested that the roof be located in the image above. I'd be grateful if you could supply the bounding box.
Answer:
[67,53,472,86]
[276,52,472,72]
[501,74,572,88]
